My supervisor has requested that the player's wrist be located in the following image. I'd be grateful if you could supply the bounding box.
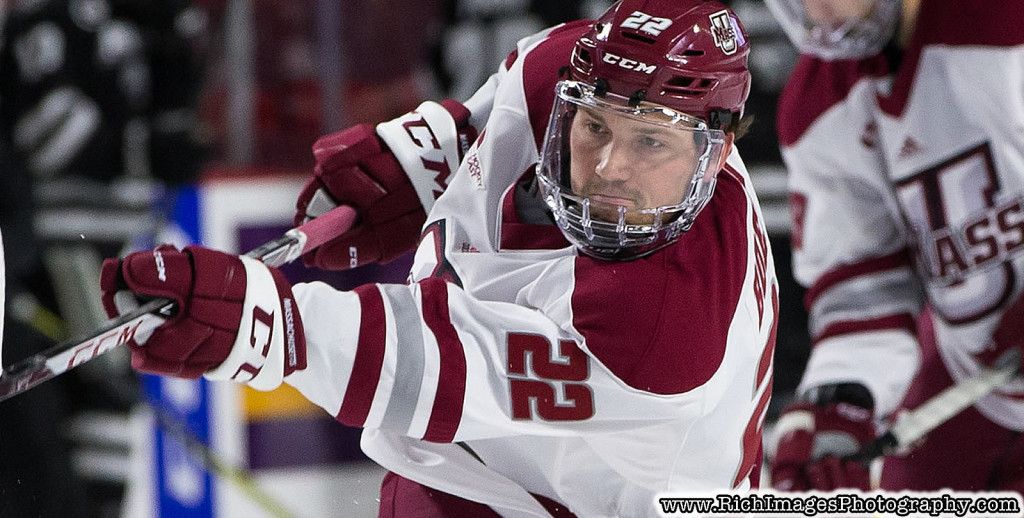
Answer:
[204,256,306,391]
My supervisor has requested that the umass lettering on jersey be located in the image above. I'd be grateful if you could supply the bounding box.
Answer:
[896,142,1024,324]
[911,196,1024,286]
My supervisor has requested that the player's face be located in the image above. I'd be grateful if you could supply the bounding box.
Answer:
[569,107,700,225]
[802,0,877,27]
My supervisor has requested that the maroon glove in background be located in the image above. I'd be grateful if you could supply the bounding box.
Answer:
[771,401,876,492]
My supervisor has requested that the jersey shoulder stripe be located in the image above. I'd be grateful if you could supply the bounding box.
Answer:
[879,0,1024,117]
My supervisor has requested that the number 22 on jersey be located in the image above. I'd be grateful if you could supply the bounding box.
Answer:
[507,332,594,421]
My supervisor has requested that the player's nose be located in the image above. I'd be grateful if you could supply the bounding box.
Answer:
[594,140,637,182]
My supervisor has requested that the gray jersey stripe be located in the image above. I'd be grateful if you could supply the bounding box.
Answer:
[378,284,426,434]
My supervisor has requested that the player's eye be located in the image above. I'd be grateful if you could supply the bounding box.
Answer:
[637,135,664,148]
[586,121,609,135]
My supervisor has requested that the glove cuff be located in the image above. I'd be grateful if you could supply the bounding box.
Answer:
[376,100,473,214]
[205,256,306,390]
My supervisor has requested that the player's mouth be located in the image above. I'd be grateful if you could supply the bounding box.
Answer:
[587,193,637,210]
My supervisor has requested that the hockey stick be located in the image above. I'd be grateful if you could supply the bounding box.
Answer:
[848,359,1018,463]
[0,206,357,404]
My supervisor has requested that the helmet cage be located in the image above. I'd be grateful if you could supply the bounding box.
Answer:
[537,80,728,260]
[766,0,900,60]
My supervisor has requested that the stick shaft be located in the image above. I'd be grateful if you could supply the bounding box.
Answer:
[848,363,1017,463]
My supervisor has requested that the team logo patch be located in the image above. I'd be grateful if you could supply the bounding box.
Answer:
[709,10,743,56]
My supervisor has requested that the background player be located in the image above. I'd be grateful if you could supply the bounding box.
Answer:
[765,0,1024,492]
[100,1,779,516]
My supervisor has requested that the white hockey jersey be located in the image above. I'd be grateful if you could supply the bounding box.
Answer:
[779,0,1024,427]
[272,22,777,517]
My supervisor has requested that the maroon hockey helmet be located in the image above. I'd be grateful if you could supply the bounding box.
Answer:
[569,0,751,126]
[537,0,752,260]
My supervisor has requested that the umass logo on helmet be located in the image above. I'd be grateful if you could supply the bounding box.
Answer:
[709,10,743,55]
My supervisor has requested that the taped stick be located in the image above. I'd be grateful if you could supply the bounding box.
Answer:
[0,206,357,403]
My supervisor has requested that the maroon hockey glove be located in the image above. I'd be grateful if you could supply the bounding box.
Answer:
[296,124,425,270]
[771,397,876,492]
[295,99,476,270]
[100,244,305,382]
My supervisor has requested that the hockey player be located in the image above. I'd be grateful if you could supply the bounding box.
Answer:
[100,1,779,516]
[766,0,1024,493]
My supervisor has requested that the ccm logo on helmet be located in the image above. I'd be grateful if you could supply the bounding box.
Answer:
[602,52,657,74]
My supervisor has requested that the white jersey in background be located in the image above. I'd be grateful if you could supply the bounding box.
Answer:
[257,21,778,517]
[779,0,1024,426]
